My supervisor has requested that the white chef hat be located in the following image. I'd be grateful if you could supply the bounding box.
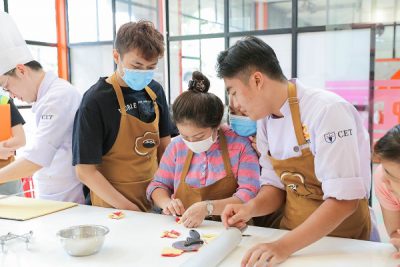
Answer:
[0,12,33,75]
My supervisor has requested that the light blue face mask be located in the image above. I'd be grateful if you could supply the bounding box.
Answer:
[122,68,154,91]
[229,114,257,137]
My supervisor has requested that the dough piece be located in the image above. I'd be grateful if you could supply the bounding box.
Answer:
[161,230,181,238]
[108,211,125,219]
[161,247,184,257]
[201,233,218,243]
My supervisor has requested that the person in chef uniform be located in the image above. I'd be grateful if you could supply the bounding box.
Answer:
[0,12,84,203]
[218,36,378,266]
[72,20,173,211]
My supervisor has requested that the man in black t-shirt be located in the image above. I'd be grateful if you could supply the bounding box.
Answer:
[72,21,173,211]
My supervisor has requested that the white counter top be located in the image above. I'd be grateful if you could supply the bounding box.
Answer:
[0,204,397,267]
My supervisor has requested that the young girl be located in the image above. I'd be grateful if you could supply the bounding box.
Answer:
[147,71,260,228]
[374,124,400,258]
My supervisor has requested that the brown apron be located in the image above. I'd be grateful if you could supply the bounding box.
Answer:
[175,130,238,211]
[268,82,371,240]
[91,73,160,212]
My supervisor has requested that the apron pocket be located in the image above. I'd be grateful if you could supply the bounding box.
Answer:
[281,171,323,200]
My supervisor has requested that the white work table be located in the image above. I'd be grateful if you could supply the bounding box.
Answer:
[0,204,397,267]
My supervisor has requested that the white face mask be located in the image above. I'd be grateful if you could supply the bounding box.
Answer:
[182,133,216,154]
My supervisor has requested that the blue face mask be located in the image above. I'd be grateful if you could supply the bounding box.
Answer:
[229,114,257,137]
[122,68,154,91]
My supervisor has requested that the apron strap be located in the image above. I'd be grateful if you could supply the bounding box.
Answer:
[110,72,127,116]
[144,85,160,119]
[145,86,157,102]
[287,82,308,147]
[180,149,194,183]
[218,129,234,177]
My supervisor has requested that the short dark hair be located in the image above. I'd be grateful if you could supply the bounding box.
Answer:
[115,20,164,60]
[5,60,43,76]
[172,71,224,129]
[374,124,400,162]
[216,36,286,82]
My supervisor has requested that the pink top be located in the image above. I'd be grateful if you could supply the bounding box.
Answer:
[374,164,400,211]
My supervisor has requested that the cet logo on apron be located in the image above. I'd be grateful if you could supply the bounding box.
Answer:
[91,73,160,212]
[268,82,371,240]
[175,130,238,214]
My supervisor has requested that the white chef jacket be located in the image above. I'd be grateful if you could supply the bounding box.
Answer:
[257,79,371,200]
[21,71,84,204]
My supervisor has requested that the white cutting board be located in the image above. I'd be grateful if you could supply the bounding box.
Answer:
[0,196,77,220]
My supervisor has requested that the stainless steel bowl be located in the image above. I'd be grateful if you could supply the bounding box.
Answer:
[56,225,109,257]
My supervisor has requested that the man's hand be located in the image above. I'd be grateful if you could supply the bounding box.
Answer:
[181,201,208,228]
[221,203,252,229]
[241,241,291,267]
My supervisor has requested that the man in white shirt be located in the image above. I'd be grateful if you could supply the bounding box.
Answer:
[218,36,374,266]
[0,12,84,203]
